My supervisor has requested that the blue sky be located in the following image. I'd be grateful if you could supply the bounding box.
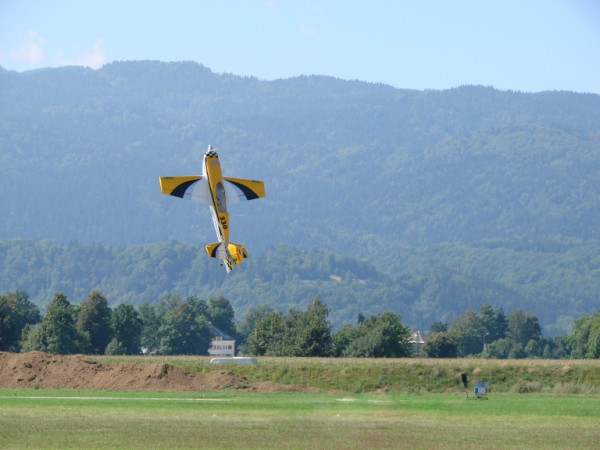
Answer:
[1,0,599,93]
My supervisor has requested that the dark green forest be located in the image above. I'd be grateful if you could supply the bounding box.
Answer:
[1,239,597,335]
[0,61,599,336]
[3,289,599,359]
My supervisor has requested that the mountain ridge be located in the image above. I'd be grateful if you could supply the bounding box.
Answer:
[1,61,599,333]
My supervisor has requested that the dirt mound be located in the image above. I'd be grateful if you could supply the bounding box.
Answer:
[0,352,306,392]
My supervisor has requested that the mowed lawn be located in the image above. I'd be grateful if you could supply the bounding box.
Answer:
[0,389,598,449]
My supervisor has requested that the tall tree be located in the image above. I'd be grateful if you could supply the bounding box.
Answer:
[507,309,542,347]
[157,302,212,355]
[237,304,273,352]
[156,293,184,320]
[429,321,448,333]
[480,304,507,342]
[186,296,209,321]
[0,290,41,351]
[423,332,458,358]
[106,303,142,355]
[287,296,333,357]
[568,312,600,358]
[584,313,600,358]
[343,312,413,358]
[76,290,113,354]
[21,293,87,354]
[448,310,486,357]
[138,302,160,354]
[247,311,286,356]
[207,296,236,337]
[332,323,358,357]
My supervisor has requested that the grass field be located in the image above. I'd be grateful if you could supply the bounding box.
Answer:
[95,355,600,394]
[1,357,599,448]
[1,388,599,449]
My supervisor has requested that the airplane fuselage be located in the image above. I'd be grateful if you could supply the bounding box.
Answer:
[203,149,230,243]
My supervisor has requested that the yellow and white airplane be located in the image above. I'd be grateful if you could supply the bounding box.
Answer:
[159,145,265,272]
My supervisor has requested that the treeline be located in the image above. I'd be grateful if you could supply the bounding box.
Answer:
[1,290,234,356]
[2,290,599,359]
[427,305,562,359]
[242,301,412,357]
[0,289,412,358]
[2,239,599,336]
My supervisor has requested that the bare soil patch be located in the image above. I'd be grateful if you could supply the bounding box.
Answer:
[0,352,308,392]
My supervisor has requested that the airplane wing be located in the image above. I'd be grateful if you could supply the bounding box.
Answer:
[159,176,212,204]
[223,177,266,203]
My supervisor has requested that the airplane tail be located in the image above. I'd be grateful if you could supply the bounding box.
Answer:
[205,241,248,271]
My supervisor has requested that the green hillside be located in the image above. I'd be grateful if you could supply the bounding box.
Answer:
[1,239,597,334]
[1,61,598,250]
[1,61,599,334]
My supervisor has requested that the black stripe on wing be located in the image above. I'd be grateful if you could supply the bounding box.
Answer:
[171,179,200,198]
[226,179,261,200]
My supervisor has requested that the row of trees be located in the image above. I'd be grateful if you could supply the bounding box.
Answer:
[243,299,413,357]
[1,289,599,358]
[0,290,413,358]
[0,290,235,356]
[424,304,589,359]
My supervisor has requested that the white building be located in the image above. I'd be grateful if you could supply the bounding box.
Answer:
[409,331,427,357]
[209,325,235,357]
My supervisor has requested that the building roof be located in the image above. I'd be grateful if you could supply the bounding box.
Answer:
[409,331,427,344]
[211,324,235,341]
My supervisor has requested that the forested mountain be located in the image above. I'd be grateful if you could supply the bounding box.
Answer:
[1,61,599,334]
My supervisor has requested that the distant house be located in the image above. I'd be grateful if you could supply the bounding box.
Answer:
[409,331,427,357]
[209,325,235,357]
